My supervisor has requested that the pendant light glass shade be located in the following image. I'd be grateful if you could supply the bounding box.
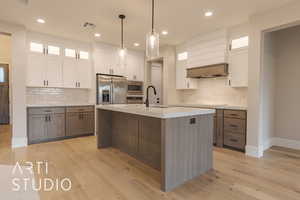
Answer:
[146,31,159,59]
[118,14,126,68]
[146,0,159,59]
[117,47,127,68]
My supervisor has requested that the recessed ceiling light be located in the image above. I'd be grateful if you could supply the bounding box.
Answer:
[205,11,213,17]
[134,43,140,47]
[161,30,168,35]
[94,33,101,37]
[37,18,45,24]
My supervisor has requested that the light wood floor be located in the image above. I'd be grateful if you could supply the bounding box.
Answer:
[0,125,299,200]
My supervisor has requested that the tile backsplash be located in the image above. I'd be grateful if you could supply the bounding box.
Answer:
[178,78,248,106]
[26,87,91,105]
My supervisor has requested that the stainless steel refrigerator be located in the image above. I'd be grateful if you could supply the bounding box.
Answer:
[96,74,127,105]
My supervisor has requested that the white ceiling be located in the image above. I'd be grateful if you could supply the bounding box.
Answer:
[0,0,294,49]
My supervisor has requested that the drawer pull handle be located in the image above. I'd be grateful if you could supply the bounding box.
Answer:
[230,124,238,128]
[44,110,52,112]
[230,139,238,142]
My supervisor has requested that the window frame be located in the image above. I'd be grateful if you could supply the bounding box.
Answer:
[230,36,249,51]
[30,42,44,54]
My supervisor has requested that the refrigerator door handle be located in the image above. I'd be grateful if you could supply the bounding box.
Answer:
[110,81,113,104]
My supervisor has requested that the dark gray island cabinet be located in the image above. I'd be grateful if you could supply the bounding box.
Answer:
[97,105,215,192]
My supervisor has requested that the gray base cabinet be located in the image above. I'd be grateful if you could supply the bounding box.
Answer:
[66,107,95,137]
[110,112,161,170]
[28,106,94,144]
[213,109,247,151]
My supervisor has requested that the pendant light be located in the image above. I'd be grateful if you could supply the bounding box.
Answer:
[118,14,127,68]
[146,0,159,59]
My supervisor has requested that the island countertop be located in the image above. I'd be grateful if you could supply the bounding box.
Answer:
[96,104,215,119]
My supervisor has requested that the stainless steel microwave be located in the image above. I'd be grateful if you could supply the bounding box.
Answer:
[127,81,143,95]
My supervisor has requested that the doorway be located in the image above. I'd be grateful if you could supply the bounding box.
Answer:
[150,63,163,105]
[0,64,9,124]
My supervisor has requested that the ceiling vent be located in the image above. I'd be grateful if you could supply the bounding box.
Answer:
[83,22,96,29]
[18,0,29,6]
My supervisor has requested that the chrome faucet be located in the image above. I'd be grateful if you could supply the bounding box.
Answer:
[145,85,157,107]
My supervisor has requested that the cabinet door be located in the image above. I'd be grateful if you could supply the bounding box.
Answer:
[125,53,134,80]
[27,53,47,87]
[77,59,91,89]
[137,55,145,81]
[47,113,66,139]
[63,57,78,88]
[94,50,112,74]
[28,114,47,143]
[81,112,94,134]
[46,54,63,88]
[176,59,186,89]
[138,117,161,170]
[228,49,248,87]
[66,112,82,136]
[127,52,144,81]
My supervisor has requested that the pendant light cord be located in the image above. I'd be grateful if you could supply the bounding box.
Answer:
[121,17,124,48]
[152,0,155,34]
[119,14,125,49]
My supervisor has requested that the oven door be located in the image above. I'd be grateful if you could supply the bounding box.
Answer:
[126,96,144,104]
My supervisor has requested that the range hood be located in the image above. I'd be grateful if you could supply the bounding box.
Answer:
[186,63,228,78]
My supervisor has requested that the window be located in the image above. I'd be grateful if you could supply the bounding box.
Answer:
[177,52,188,61]
[79,51,89,60]
[48,45,60,55]
[0,68,4,83]
[230,36,249,50]
[65,48,76,58]
[30,42,44,53]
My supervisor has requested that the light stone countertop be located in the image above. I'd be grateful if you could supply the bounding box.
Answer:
[27,103,95,108]
[170,104,247,111]
[96,104,215,119]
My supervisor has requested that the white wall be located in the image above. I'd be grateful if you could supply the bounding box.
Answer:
[261,32,276,150]
[247,0,300,157]
[274,26,300,142]
[0,20,27,148]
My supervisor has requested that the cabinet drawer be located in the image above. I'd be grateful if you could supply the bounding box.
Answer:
[224,118,246,134]
[224,132,246,150]
[28,107,65,115]
[224,110,246,119]
[66,106,94,113]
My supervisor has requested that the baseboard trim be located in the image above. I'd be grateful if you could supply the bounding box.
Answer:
[272,137,300,150]
[12,137,28,148]
[245,145,264,158]
[263,138,273,151]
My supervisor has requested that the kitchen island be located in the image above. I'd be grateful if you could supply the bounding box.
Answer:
[96,104,215,191]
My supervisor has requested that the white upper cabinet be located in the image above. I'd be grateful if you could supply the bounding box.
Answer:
[228,48,248,87]
[27,32,92,89]
[227,24,250,87]
[62,54,77,88]
[27,43,46,87]
[27,42,63,88]
[93,43,145,81]
[126,51,145,81]
[77,54,92,89]
[62,48,92,89]
[46,48,63,88]
[176,44,197,90]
